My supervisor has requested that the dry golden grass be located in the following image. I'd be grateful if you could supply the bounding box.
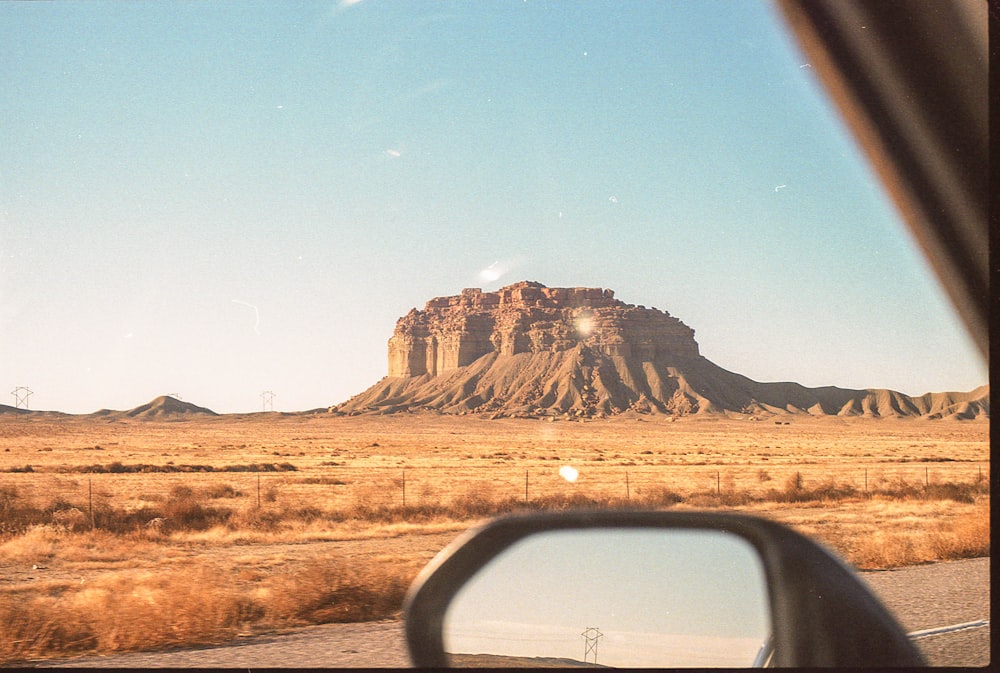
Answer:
[739,497,989,569]
[0,413,989,663]
[0,554,415,661]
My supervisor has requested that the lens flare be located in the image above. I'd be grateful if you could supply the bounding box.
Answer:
[479,262,504,282]
[559,465,579,483]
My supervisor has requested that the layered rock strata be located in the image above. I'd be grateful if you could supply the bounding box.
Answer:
[387,281,698,377]
[336,281,989,420]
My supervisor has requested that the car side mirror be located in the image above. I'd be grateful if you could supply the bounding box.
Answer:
[404,511,925,667]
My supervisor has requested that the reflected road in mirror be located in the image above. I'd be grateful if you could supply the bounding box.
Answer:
[443,528,770,667]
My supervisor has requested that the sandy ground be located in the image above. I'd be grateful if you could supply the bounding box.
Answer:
[0,412,988,504]
[0,413,988,664]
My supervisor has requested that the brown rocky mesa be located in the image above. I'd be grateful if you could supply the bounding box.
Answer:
[335,281,988,419]
[388,281,699,377]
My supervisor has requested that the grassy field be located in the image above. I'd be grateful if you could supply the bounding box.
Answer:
[0,412,989,663]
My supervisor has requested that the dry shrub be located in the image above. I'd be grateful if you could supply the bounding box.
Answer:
[844,505,989,569]
[49,507,90,532]
[0,525,58,563]
[392,504,450,522]
[297,476,348,486]
[161,486,231,531]
[784,471,804,494]
[0,568,252,662]
[204,483,243,499]
[871,475,920,499]
[719,490,753,506]
[685,492,723,508]
[450,481,500,517]
[926,509,990,560]
[761,477,858,504]
[0,486,49,534]
[640,486,684,507]
[921,482,985,504]
[0,557,414,664]
[530,493,611,511]
[3,528,160,566]
[845,530,923,569]
[0,484,243,537]
[1,594,92,661]
[0,485,19,510]
[804,479,859,502]
[259,558,411,625]
[683,489,752,508]
[293,506,326,522]
[227,505,286,532]
[69,570,252,650]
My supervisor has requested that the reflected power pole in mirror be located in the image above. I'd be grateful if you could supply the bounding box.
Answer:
[581,627,603,665]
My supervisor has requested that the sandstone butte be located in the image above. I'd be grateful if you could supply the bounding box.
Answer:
[335,281,989,420]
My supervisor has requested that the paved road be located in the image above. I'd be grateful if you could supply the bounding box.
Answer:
[34,557,989,668]
[860,556,990,667]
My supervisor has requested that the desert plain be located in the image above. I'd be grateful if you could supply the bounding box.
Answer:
[0,411,989,664]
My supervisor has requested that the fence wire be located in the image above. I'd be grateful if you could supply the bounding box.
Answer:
[0,462,989,517]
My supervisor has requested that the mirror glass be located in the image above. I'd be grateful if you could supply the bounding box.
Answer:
[442,527,770,668]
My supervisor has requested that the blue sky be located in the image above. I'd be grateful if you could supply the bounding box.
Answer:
[1,1,986,414]
[444,528,768,666]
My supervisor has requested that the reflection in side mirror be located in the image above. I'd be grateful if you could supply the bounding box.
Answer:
[442,528,770,668]
[405,511,925,667]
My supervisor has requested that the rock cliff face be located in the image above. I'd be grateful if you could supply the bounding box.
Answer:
[387,281,698,377]
[336,281,989,420]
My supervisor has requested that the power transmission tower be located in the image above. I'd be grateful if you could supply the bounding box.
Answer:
[261,390,276,412]
[10,387,33,410]
[581,627,603,665]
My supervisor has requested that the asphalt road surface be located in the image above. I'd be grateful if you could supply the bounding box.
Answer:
[35,557,989,668]
[860,556,989,667]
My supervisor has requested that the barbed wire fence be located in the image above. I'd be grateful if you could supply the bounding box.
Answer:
[0,462,989,528]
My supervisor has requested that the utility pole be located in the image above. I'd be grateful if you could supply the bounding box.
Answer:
[261,390,276,412]
[10,387,33,411]
[581,627,603,665]
[11,387,33,409]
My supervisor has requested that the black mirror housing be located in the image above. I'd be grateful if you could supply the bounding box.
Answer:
[404,510,924,668]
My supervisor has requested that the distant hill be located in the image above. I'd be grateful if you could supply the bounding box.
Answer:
[0,404,68,418]
[448,652,605,667]
[99,396,219,420]
[335,281,989,420]
[1,396,220,418]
